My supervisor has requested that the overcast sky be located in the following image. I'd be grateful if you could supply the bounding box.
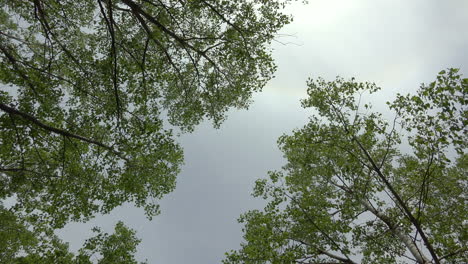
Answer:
[58,1,468,263]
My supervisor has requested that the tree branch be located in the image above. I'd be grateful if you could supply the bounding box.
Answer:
[439,246,467,261]
[97,0,122,124]
[284,193,355,264]
[359,199,430,264]
[0,103,127,161]
[328,101,439,263]
[0,41,42,100]
[121,0,223,73]
[317,248,356,264]
[352,137,437,263]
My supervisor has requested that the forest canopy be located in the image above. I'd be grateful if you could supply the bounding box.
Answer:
[0,0,296,262]
[1,1,466,264]
[0,0,295,227]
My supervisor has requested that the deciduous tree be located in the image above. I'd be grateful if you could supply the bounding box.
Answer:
[224,69,467,264]
[0,0,295,228]
[0,205,144,264]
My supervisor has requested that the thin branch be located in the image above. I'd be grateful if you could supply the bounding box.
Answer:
[284,193,355,264]
[361,199,430,264]
[199,0,250,45]
[0,41,42,100]
[439,246,468,261]
[97,0,121,125]
[0,31,30,44]
[122,0,223,74]
[0,168,33,172]
[379,114,399,169]
[292,238,356,264]
[32,0,97,93]
[131,10,186,87]
[352,136,437,263]
[0,103,128,161]
[334,182,430,264]
[316,248,356,264]
[328,101,439,263]
[416,143,436,221]
[8,112,26,170]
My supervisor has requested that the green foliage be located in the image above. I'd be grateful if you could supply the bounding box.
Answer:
[224,69,468,264]
[76,221,145,264]
[0,205,38,262]
[0,0,294,227]
[0,209,144,264]
[0,0,296,261]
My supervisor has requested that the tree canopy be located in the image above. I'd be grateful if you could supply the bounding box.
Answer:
[0,0,295,228]
[0,0,297,261]
[224,69,467,264]
[1,204,144,264]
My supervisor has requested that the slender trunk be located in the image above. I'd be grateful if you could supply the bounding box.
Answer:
[360,199,431,264]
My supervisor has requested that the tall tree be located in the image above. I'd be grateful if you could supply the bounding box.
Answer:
[0,0,295,228]
[224,69,467,264]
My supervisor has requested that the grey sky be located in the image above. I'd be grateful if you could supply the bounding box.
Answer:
[57,1,468,263]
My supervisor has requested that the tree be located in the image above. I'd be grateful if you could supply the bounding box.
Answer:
[0,205,144,264]
[0,0,296,228]
[75,221,145,264]
[224,69,467,264]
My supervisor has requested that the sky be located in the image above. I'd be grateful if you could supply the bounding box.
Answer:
[57,1,468,263]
